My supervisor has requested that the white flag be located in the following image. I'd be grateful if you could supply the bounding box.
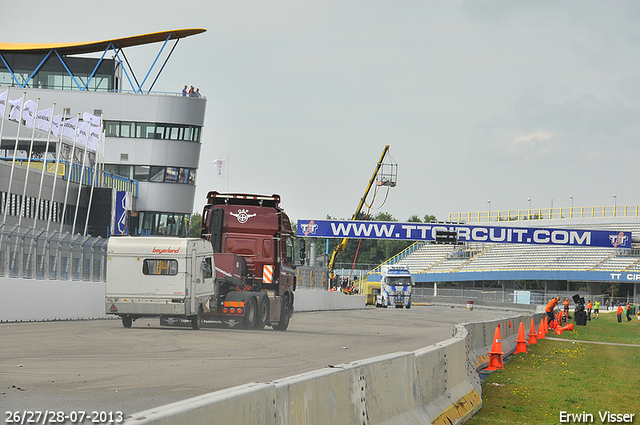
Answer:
[35,107,54,133]
[83,112,101,127]
[0,90,8,117]
[22,99,37,128]
[9,97,23,121]
[51,114,64,137]
[75,121,90,149]
[213,158,226,178]
[83,112,102,152]
[61,116,79,141]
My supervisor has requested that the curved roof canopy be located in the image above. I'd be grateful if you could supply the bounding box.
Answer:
[0,28,206,55]
[0,29,206,93]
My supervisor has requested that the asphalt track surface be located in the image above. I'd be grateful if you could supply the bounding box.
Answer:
[2,305,516,417]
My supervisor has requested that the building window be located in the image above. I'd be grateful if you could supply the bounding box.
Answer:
[134,165,150,181]
[103,120,201,142]
[120,122,134,138]
[165,167,178,183]
[136,122,156,139]
[149,166,165,182]
[139,212,189,237]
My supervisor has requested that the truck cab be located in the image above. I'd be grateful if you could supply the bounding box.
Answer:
[200,192,301,330]
[375,265,414,309]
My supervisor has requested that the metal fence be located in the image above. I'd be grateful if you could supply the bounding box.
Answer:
[411,286,638,306]
[296,266,330,290]
[0,223,107,281]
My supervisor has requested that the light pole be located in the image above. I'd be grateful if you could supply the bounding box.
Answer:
[570,196,573,218]
[613,194,617,215]
[528,198,531,211]
[487,200,491,221]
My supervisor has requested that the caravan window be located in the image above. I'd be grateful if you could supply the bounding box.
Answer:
[143,259,178,275]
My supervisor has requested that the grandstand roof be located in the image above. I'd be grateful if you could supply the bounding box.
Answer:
[0,29,206,55]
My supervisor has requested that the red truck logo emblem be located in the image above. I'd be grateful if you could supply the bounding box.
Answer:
[230,209,256,224]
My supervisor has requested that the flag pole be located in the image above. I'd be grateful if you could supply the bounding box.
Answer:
[72,119,92,233]
[59,114,80,233]
[3,92,26,223]
[0,87,10,220]
[46,108,67,232]
[34,103,56,229]
[17,98,40,227]
[84,116,103,236]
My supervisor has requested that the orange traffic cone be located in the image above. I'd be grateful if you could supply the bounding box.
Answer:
[528,318,537,344]
[485,326,504,370]
[554,323,575,335]
[543,316,549,334]
[537,318,545,340]
[515,321,527,354]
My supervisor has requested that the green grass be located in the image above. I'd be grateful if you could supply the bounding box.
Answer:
[466,312,640,425]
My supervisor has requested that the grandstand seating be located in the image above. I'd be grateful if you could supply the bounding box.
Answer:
[393,219,640,274]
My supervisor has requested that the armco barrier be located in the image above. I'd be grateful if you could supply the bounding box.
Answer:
[124,311,544,424]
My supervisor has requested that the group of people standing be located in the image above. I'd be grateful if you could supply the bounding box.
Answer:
[545,295,635,324]
[182,85,201,98]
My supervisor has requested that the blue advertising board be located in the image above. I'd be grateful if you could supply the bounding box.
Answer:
[296,219,632,249]
[114,191,130,235]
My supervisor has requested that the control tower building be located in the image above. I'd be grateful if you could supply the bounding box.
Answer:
[0,29,207,237]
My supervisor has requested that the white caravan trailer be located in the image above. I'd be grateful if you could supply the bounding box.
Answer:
[105,236,215,329]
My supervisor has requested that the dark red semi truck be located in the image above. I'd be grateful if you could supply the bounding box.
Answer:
[197,192,302,330]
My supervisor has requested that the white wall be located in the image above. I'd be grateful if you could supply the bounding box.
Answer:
[0,280,362,322]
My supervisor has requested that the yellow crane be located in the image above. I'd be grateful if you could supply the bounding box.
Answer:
[328,145,397,282]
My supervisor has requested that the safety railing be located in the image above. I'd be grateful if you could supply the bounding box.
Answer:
[0,223,107,281]
[449,205,640,223]
[2,157,138,197]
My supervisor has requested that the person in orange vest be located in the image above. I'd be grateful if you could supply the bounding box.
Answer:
[617,304,624,323]
[626,303,633,322]
[586,300,593,321]
[546,296,561,326]
[563,298,570,317]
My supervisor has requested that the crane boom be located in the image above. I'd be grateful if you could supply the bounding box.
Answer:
[328,145,393,279]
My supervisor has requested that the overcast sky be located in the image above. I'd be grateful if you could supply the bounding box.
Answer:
[5,1,640,223]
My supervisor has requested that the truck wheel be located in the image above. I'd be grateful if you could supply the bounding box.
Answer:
[243,297,257,330]
[191,308,203,330]
[122,316,132,328]
[406,305,411,309]
[255,296,269,330]
[273,295,291,331]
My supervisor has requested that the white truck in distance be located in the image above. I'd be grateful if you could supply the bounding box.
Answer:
[375,265,414,309]
[106,237,215,329]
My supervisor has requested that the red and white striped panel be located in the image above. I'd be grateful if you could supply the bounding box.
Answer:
[263,265,274,283]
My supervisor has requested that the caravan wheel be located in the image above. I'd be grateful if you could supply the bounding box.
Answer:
[191,308,203,330]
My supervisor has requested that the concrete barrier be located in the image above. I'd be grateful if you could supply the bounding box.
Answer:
[124,311,544,425]
[119,382,277,425]
[0,277,107,322]
[294,289,365,312]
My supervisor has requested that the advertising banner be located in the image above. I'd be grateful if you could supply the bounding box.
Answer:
[113,191,132,235]
[296,219,632,249]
